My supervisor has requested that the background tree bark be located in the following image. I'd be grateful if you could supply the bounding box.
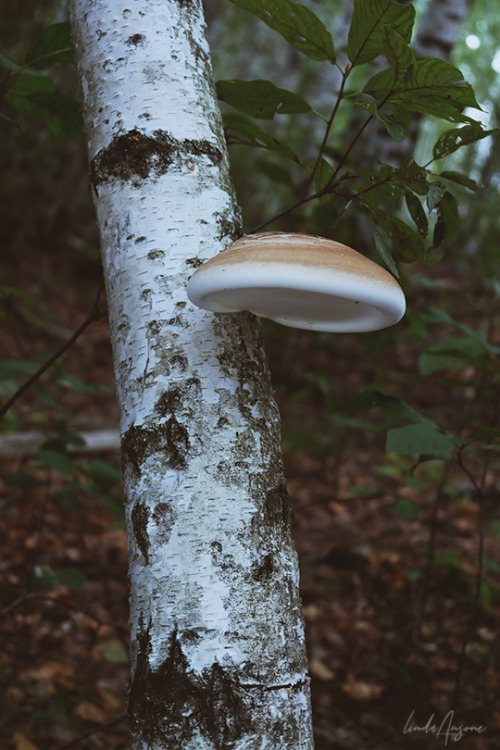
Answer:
[70,1,313,747]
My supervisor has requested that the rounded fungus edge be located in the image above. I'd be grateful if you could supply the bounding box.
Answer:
[186,232,406,333]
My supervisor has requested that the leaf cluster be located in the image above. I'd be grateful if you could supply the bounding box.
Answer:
[0,22,83,139]
[223,0,496,268]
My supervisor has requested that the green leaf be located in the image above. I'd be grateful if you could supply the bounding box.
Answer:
[4,471,46,488]
[386,422,457,457]
[375,58,479,122]
[419,337,491,375]
[56,372,96,393]
[25,22,74,69]
[54,567,86,589]
[53,489,83,511]
[438,170,477,191]
[365,205,425,262]
[396,498,420,520]
[256,158,294,187]
[0,53,20,71]
[38,448,76,474]
[85,459,122,486]
[0,360,39,380]
[359,99,407,140]
[216,79,311,119]
[5,70,55,102]
[405,189,428,237]
[373,230,400,277]
[433,191,458,250]
[223,112,302,163]
[347,0,415,66]
[381,27,415,85]
[230,0,336,62]
[433,123,497,161]
[426,181,447,211]
[397,159,429,196]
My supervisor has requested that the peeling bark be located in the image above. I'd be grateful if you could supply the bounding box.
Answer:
[70,1,313,747]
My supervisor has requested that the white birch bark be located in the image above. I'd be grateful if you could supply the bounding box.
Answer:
[69,1,313,748]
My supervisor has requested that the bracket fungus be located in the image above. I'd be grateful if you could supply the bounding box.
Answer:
[186,232,405,333]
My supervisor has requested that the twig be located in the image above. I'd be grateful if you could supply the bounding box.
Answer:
[452,388,499,709]
[302,67,350,197]
[0,591,128,633]
[56,713,127,749]
[0,279,105,419]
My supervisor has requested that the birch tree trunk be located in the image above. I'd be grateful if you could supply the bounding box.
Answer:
[69,1,313,747]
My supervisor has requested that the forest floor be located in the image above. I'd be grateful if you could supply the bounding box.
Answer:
[0,244,499,750]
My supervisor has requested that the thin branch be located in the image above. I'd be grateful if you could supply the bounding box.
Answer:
[0,279,105,419]
[56,713,127,749]
[302,67,350,197]
[252,191,322,233]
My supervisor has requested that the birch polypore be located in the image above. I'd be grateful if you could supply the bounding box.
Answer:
[70,1,313,747]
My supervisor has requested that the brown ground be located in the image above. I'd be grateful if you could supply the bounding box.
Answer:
[0,246,499,749]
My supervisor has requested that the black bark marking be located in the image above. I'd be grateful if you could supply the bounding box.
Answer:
[127,33,145,45]
[131,500,150,563]
[122,420,190,477]
[90,129,223,187]
[129,622,253,747]
[155,386,183,417]
[214,212,242,243]
[252,553,274,581]
[263,482,293,530]
[164,416,189,469]
[186,256,203,268]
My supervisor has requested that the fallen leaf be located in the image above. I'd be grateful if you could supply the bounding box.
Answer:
[342,676,383,701]
[309,658,335,681]
[12,733,41,750]
[74,701,106,723]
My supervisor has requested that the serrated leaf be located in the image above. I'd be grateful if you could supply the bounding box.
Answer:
[25,22,74,69]
[439,170,477,191]
[433,123,497,160]
[381,27,415,85]
[347,0,415,66]
[367,58,480,122]
[216,79,311,119]
[230,0,336,62]
[386,422,456,457]
[405,189,428,237]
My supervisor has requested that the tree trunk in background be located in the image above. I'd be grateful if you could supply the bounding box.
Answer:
[70,1,313,747]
